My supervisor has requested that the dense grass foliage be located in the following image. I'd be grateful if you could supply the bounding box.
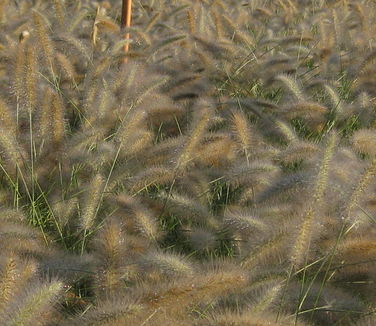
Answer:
[1,0,376,325]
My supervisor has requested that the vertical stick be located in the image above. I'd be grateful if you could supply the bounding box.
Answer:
[121,0,132,63]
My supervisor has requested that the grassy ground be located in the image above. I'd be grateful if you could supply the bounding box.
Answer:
[1,0,376,325]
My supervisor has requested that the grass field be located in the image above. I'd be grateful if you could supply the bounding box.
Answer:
[1,0,376,325]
